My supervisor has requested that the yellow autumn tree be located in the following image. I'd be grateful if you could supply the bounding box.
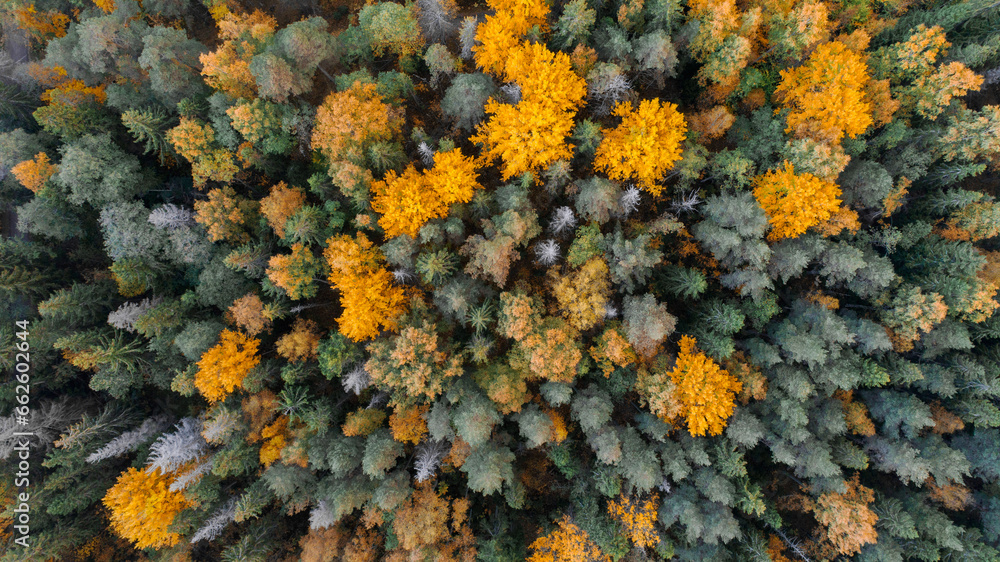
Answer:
[266,243,323,300]
[103,467,193,550]
[669,335,742,437]
[260,182,306,239]
[549,257,612,331]
[607,493,660,549]
[472,0,550,74]
[167,118,239,187]
[472,41,586,180]
[589,324,638,377]
[194,185,257,244]
[753,162,842,241]
[371,148,482,237]
[200,10,277,98]
[527,515,610,562]
[195,329,261,403]
[13,4,69,45]
[228,293,271,336]
[593,99,687,196]
[11,152,58,193]
[389,404,429,444]
[275,318,321,362]
[324,233,409,341]
[311,82,403,173]
[774,41,873,143]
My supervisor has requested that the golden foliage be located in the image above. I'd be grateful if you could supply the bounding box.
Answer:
[103,467,192,550]
[472,42,586,180]
[550,258,612,331]
[11,152,58,194]
[342,408,387,437]
[388,482,477,561]
[930,401,966,435]
[259,415,291,467]
[200,10,276,98]
[13,4,69,44]
[546,408,569,443]
[589,324,638,377]
[636,356,683,422]
[365,319,464,402]
[194,185,256,244]
[775,41,873,142]
[808,474,878,556]
[299,526,349,562]
[669,336,742,437]
[266,243,322,301]
[509,318,583,383]
[276,318,321,362]
[312,82,403,168]
[814,205,861,237]
[472,0,550,74]
[753,162,842,241]
[607,494,660,549]
[229,293,271,336]
[834,390,876,436]
[527,515,610,562]
[593,99,687,195]
[94,0,116,12]
[389,404,429,444]
[195,330,261,403]
[260,182,306,239]
[372,148,482,237]
[167,118,239,187]
[324,233,409,341]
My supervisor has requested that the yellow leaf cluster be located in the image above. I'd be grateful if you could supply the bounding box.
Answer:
[195,329,261,403]
[275,318,321,363]
[103,467,192,550]
[607,493,660,549]
[266,243,322,301]
[472,0,549,74]
[342,407,387,437]
[194,185,256,243]
[11,152,58,194]
[324,233,409,341]
[549,257,611,331]
[167,118,239,187]
[589,324,638,377]
[389,404,429,444]
[593,99,687,196]
[260,182,306,239]
[13,4,69,45]
[389,482,477,561]
[365,319,464,402]
[199,10,276,98]
[775,41,873,143]
[527,515,610,562]
[259,415,290,467]
[372,148,482,237]
[311,82,402,168]
[472,42,586,180]
[669,335,742,437]
[753,162,842,241]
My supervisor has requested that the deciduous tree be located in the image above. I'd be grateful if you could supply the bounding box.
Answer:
[593,99,686,195]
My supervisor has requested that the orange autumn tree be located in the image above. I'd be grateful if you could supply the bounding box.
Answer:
[194,185,257,243]
[11,152,58,193]
[103,467,193,549]
[371,148,482,237]
[324,233,408,341]
[200,10,277,98]
[593,98,687,196]
[195,329,261,403]
[806,474,878,557]
[275,318,322,362]
[607,493,660,549]
[266,243,323,300]
[311,81,403,174]
[753,162,842,240]
[774,41,873,143]
[527,515,610,562]
[472,41,586,180]
[669,335,742,436]
[388,482,477,561]
[13,3,69,45]
[260,182,306,239]
[389,404,429,444]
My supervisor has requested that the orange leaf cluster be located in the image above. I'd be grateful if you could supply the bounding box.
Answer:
[365,319,464,402]
[775,41,873,143]
[753,162,842,241]
[11,152,58,194]
[228,293,271,336]
[200,10,276,98]
[607,493,660,549]
[669,336,742,436]
[472,0,550,74]
[311,82,403,169]
[389,404,429,444]
[527,515,610,562]
[259,415,290,467]
[722,351,767,404]
[276,318,321,363]
[266,243,322,301]
[260,182,306,239]
[103,467,192,550]
[589,324,638,377]
[195,329,261,403]
[342,408,387,437]
[809,474,878,556]
[834,390,876,436]
[389,482,477,561]
[194,185,256,243]
[593,99,687,195]
[372,148,482,237]
[472,42,586,180]
[324,233,408,341]
[13,4,69,44]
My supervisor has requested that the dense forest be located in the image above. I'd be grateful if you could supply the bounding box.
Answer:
[1,0,1000,559]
